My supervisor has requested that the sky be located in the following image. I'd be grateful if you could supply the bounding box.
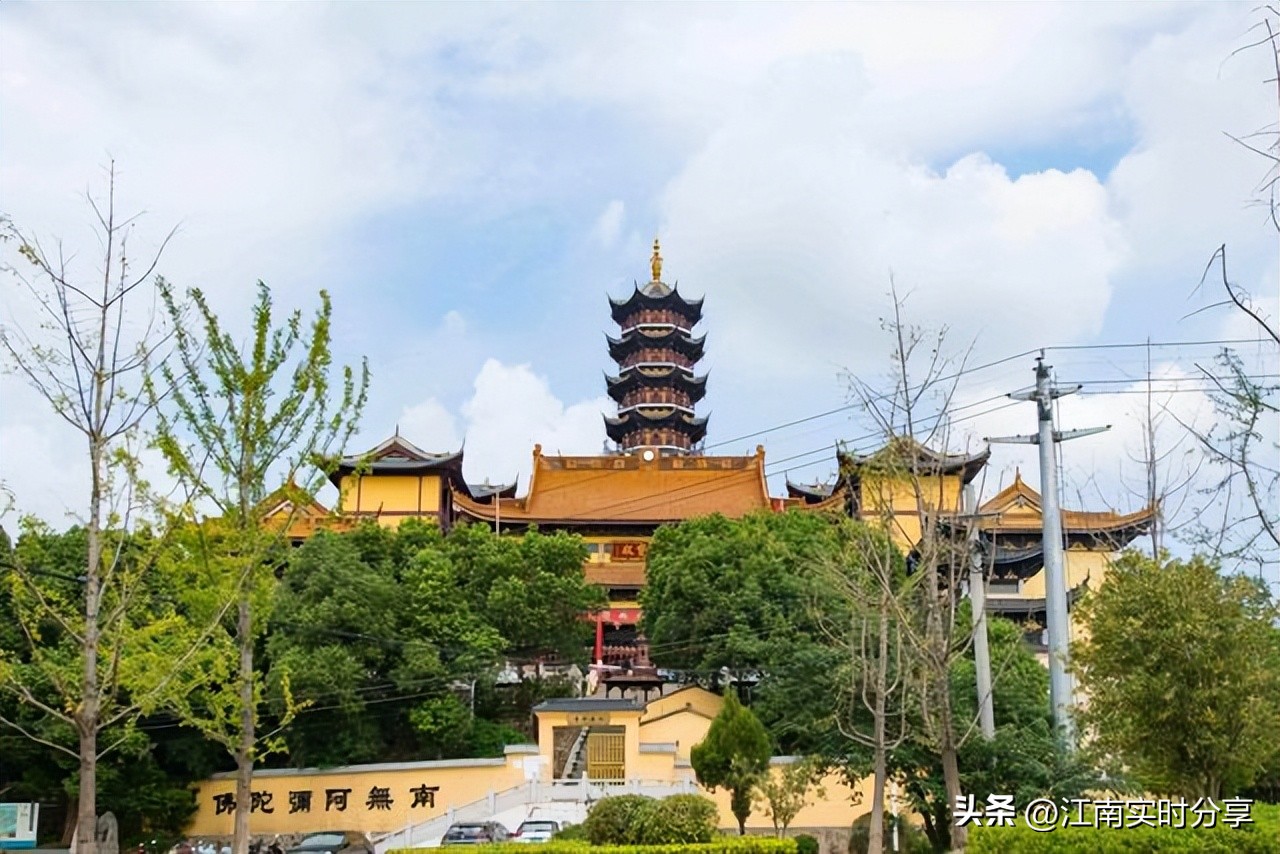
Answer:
[1,3,1276,568]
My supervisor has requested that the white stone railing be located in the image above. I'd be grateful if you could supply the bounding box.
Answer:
[372,778,699,853]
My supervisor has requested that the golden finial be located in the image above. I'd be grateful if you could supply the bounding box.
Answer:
[650,237,663,282]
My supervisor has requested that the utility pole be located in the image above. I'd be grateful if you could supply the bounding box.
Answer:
[987,356,1108,751]
[963,484,995,740]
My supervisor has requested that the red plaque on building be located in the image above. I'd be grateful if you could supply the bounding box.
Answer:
[613,541,648,561]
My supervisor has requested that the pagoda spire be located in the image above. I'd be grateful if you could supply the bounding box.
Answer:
[603,242,708,455]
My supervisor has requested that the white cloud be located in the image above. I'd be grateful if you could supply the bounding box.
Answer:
[1106,8,1276,287]
[593,201,626,248]
[395,359,610,489]
[4,2,1276,540]
[658,100,1125,384]
[397,398,462,453]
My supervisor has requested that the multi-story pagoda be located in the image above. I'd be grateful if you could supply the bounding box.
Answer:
[604,239,709,455]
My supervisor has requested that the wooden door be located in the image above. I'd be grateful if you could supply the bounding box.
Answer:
[586,731,625,779]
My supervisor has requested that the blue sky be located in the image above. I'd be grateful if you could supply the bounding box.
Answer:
[1,2,1276,567]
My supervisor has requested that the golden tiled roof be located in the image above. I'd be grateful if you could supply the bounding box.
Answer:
[978,471,1156,533]
[452,444,772,525]
[259,484,355,539]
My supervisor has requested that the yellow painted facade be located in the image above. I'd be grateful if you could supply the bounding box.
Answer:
[186,688,879,839]
[188,755,528,837]
[857,471,966,551]
[338,474,442,521]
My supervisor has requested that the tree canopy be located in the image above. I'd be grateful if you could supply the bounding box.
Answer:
[1074,551,1280,799]
[690,688,773,834]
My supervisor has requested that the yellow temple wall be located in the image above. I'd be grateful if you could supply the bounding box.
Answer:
[638,712,712,762]
[186,690,892,839]
[187,756,527,837]
[858,473,965,550]
[337,474,442,519]
[702,765,875,831]
[632,749,682,781]
[643,689,722,725]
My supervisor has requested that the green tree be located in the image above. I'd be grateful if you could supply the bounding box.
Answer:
[0,522,207,845]
[151,280,367,854]
[263,520,590,768]
[691,688,773,835]
[1073,551,1280,799]
[644,511,837,673]
[266,527,407,766]
[879,614,1096,852]
[814,519,910,854]
[642,510,844,755]
[441,524,603,664]
[0,165,184,854]
[753,756,826,838]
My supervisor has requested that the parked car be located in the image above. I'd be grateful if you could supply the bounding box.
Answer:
[285,833,372,854]
[513,820,560,843]
[441,823,512,845]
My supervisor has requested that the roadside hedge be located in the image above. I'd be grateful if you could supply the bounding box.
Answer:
[631,794,720,845]
[967,802,1280,853]
[389,838,798,854]
[585,794,658,845]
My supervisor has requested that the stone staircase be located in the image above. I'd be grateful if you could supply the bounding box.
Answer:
[564,727,591,779]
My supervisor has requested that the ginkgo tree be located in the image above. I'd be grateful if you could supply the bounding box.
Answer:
[150,280,367,854]
[0,164,206,854]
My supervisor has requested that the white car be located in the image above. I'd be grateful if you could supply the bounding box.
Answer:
[513,820,560,843]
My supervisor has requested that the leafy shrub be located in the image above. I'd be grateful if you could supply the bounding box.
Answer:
[552,823,588,842]
[793,834,819,854]
[966,805,1280,854]
[584,794,657,845]
[632,794,720,844]
[847,814,931,854]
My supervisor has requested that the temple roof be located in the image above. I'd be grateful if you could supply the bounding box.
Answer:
[257,480,334,522]
[331,434,462,479]
[451,444,772,527]
[533,697,645,713]
[785,480,836,502]
[986,541,1047,579]
[605,410,709,445]
[328,433,506,501]
[609,286,704,326]
[467,480,518,501]
[840,437,990,484]
[605,370,708,404]
[607,328,706,361]
[977,471,1156,542]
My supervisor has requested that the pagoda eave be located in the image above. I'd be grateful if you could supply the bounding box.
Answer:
[606,330,706,361]
[609,287,704,326]
[605,370,708,405]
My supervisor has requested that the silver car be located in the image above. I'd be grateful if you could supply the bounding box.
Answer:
[513,821,560,844]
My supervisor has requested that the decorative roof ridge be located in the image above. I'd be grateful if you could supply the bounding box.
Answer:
[979,477,1159,531]
[607,284,706,308]
[840,437,990,482]
[340,433,462,466]
[979,471,1044,512]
